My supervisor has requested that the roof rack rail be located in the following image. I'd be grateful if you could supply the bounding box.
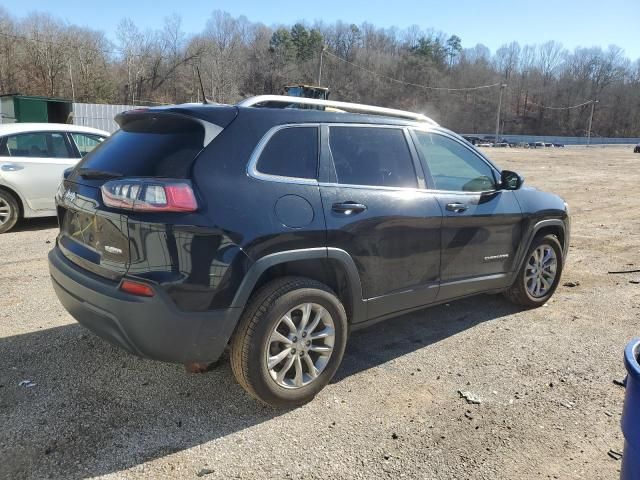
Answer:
[236,95,438,126]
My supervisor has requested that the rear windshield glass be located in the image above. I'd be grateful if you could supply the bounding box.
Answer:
[78,117,204,178]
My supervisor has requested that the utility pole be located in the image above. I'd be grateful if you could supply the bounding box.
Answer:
[317,45,325,86]
[587,99,598,147]
[495,83,507,144]
[68,62,75,104]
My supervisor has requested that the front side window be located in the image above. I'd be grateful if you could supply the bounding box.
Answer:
[71,133,105,157]
[5,132,72,158]
[256,126,318,179]
[413,131,496,192]
[328,126,417,188]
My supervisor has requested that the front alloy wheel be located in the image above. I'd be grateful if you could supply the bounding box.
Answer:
[524,245,558,298]
[504,233,564,308]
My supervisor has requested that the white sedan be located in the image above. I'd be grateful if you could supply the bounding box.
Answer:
[0,123,109,233]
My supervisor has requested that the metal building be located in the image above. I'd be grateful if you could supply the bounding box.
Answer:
[0,94,73,124]
[0,94,133,134]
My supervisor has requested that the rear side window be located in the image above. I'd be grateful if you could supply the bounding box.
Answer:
[71,133,105,157]
[256,126,318,179]
[329,127,417,188]
[78,116,204,178]
[5,132,72,158]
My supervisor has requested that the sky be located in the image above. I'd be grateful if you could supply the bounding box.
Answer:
[3,0,639,60]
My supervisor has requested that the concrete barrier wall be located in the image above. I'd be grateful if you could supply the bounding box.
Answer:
[464,133,640,145]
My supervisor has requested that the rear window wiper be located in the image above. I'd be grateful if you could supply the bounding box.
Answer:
[77,168,124,180]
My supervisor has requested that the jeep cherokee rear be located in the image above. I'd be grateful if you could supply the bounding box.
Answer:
[49,96,569,407]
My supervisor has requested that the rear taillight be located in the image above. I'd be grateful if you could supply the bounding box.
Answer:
[101,179,198,212]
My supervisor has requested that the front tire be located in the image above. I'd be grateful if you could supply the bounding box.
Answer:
[230,277,348,408]
[505,234,563,308]
[0,189,20,234]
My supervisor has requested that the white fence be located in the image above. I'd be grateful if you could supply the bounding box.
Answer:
[72,103,134,133]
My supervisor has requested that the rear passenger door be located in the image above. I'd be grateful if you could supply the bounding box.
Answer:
[411,130,523,299]
[1,131,77,212]
[319,125,442,321]
[244,124,327,259]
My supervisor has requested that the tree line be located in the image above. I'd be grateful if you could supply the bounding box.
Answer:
[1,8,639,137]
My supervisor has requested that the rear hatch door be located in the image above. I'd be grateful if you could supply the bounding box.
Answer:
[56,106,237,280]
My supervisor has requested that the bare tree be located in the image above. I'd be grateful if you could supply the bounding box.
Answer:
[0,7,638,137]
[21,13,70,96]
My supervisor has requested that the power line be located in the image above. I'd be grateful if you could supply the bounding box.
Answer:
[0,31,116,57]
[323,49,502,92]
[527,99,595,110]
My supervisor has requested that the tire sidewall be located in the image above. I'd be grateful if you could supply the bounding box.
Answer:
[0,190,19,234]
[521,234,563,305]
[249,287,347,406]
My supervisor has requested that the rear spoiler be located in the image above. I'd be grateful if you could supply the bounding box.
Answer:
[115,106,238,148]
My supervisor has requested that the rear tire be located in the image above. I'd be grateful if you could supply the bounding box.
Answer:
[0,189,20,234]
[505,234,563,308]
[230,277,348,408]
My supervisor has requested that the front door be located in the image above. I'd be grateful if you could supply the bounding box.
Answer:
[411,130,523,300]
[319,125,442,321]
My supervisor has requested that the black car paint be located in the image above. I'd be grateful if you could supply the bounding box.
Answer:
[50,104,570,364]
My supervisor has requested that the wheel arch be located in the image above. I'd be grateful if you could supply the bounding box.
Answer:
[515,219,568,274]
[535,223,566,253]
[231,248,365,324]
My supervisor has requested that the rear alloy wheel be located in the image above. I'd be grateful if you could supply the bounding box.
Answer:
[230,277,347,407]
[267,302,336,389]
[0,190,19,234]
[505,233,563,308]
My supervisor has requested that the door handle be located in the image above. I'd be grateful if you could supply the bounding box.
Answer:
[331,202,367,214]
[1,163,24,172]
[446,202,468,213]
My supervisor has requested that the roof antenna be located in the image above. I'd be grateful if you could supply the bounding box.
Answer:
[195,66,213,105]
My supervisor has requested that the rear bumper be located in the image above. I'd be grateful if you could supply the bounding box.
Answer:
[48,247,241,364]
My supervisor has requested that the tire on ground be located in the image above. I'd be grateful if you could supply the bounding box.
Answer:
[230,276,348,408]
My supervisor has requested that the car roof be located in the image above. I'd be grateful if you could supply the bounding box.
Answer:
[144,102,472,146]
[146,102,437,129]
[0,123,109,137]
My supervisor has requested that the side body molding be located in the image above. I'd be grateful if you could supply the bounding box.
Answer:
[230,247,366,324]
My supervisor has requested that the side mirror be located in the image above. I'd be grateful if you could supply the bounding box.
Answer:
[501,170,524,190]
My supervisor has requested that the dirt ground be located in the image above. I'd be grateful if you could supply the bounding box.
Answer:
[1,146,638,479]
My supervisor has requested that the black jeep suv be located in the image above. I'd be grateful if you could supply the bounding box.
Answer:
[49,96,570,407]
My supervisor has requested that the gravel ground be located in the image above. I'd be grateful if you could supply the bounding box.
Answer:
[1,146,638,479]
